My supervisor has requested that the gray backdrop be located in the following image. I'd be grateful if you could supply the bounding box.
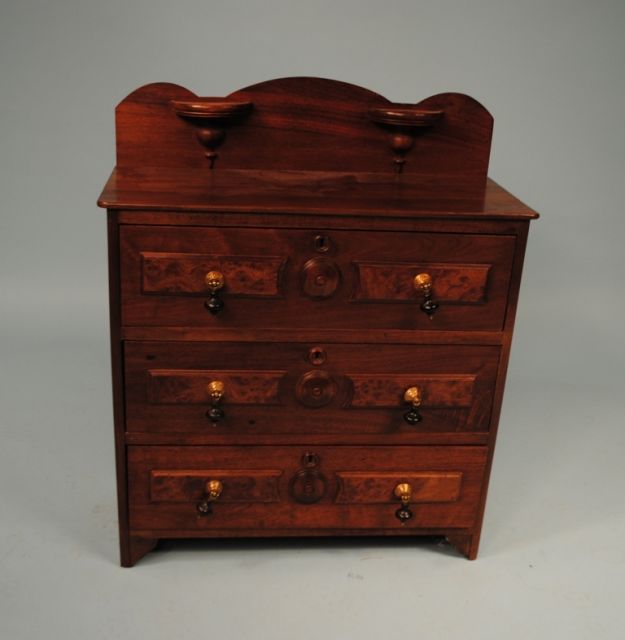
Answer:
[1,1,624,639]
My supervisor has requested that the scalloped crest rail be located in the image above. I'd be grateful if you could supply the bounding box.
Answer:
[113,77,493,177]
[98,77,537,566]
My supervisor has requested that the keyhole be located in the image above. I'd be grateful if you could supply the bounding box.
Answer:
[308,346,327,365]
[313,234,330,253]
[302,452,320,468]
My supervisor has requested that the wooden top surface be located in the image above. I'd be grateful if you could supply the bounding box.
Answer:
[98,168,538,219]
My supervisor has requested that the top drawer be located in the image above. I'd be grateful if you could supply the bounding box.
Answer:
[120,226,515,331]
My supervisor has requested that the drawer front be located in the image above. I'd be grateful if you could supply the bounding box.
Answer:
[125,342,499,437]
[120,226,515,331]
[128,445,487,531]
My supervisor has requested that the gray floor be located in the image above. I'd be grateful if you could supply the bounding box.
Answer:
[1,295,624,640]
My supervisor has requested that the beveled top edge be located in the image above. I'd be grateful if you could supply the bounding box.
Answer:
[97,169,539,220]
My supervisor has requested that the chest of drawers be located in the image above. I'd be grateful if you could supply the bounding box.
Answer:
[98,77,537,566]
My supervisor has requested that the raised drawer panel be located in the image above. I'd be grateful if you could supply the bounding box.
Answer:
[124,342,499,438]
[142,252,286,297]
[120,226,515,331]
[128,445,487,531]
[150,469,282,503]
[347,374,475,408]
[353,261,491,303]
[148,370,284,405]
[335,471,462,504]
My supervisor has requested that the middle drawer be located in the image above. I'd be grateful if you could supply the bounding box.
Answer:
[125,342,499,440]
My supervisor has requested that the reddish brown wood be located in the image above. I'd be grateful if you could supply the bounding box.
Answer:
[98,77,537,564]
[124,342,499,438]
[446,533,478,560]
[347,374,476,408]
[106,211,131,567]
[114,209,534,232]
[353,262,491,303]
[124,432,490,446]
[120,226,515,331]
[294,370,338,408]
[369,107,444,127]
[469,220,532,560]
[150,469,282,503]
[128,445,487,531]
[335,471,462,504]
[126,536,158,567]
[369,106,444,173]
[111,79,493,179]
[99,170,538,219]
[170,98,253,169]
[121,327,505,345]
[301,257,341,299]
[141,252,285,297]
[147,369,284,405]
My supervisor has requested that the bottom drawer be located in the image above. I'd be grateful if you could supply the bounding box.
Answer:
[128,446,487,532]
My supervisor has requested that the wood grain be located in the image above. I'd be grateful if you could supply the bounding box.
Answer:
[124,342,499,437]
[346,374,476,408]
[121,226,515,331]
[99,77,537,564]
[110,78,493,180]
[128,445,487,531]
[147,369,284,405]
[150,469,282,503]
[353,261,491,303]
[141,252,285,297]
[335,471,462,504]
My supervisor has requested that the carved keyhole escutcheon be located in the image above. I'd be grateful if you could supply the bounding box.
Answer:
[289,452,326,504]
[289,470,327,504]
[301,258,340,299]
[295,371,337,408]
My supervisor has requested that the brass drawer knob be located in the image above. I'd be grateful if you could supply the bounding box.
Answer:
[394,482,413,523]
[207,479,223,499]
[205,270,225,291]
[403,386,421,406]
[403,386,423,425]
[204,270,225,315]
[206,380,225,424]
[394,482,412,504]
[413,272,438,318]
[207,380,225,401]
[197,479,223,515]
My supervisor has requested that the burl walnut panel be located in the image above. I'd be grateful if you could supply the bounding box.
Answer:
[346,374,475,408]
[353,262,491,303]
[150,469,283,503]
[334,471,463,504]
[147,370,284,405]
[142,252,286,297]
